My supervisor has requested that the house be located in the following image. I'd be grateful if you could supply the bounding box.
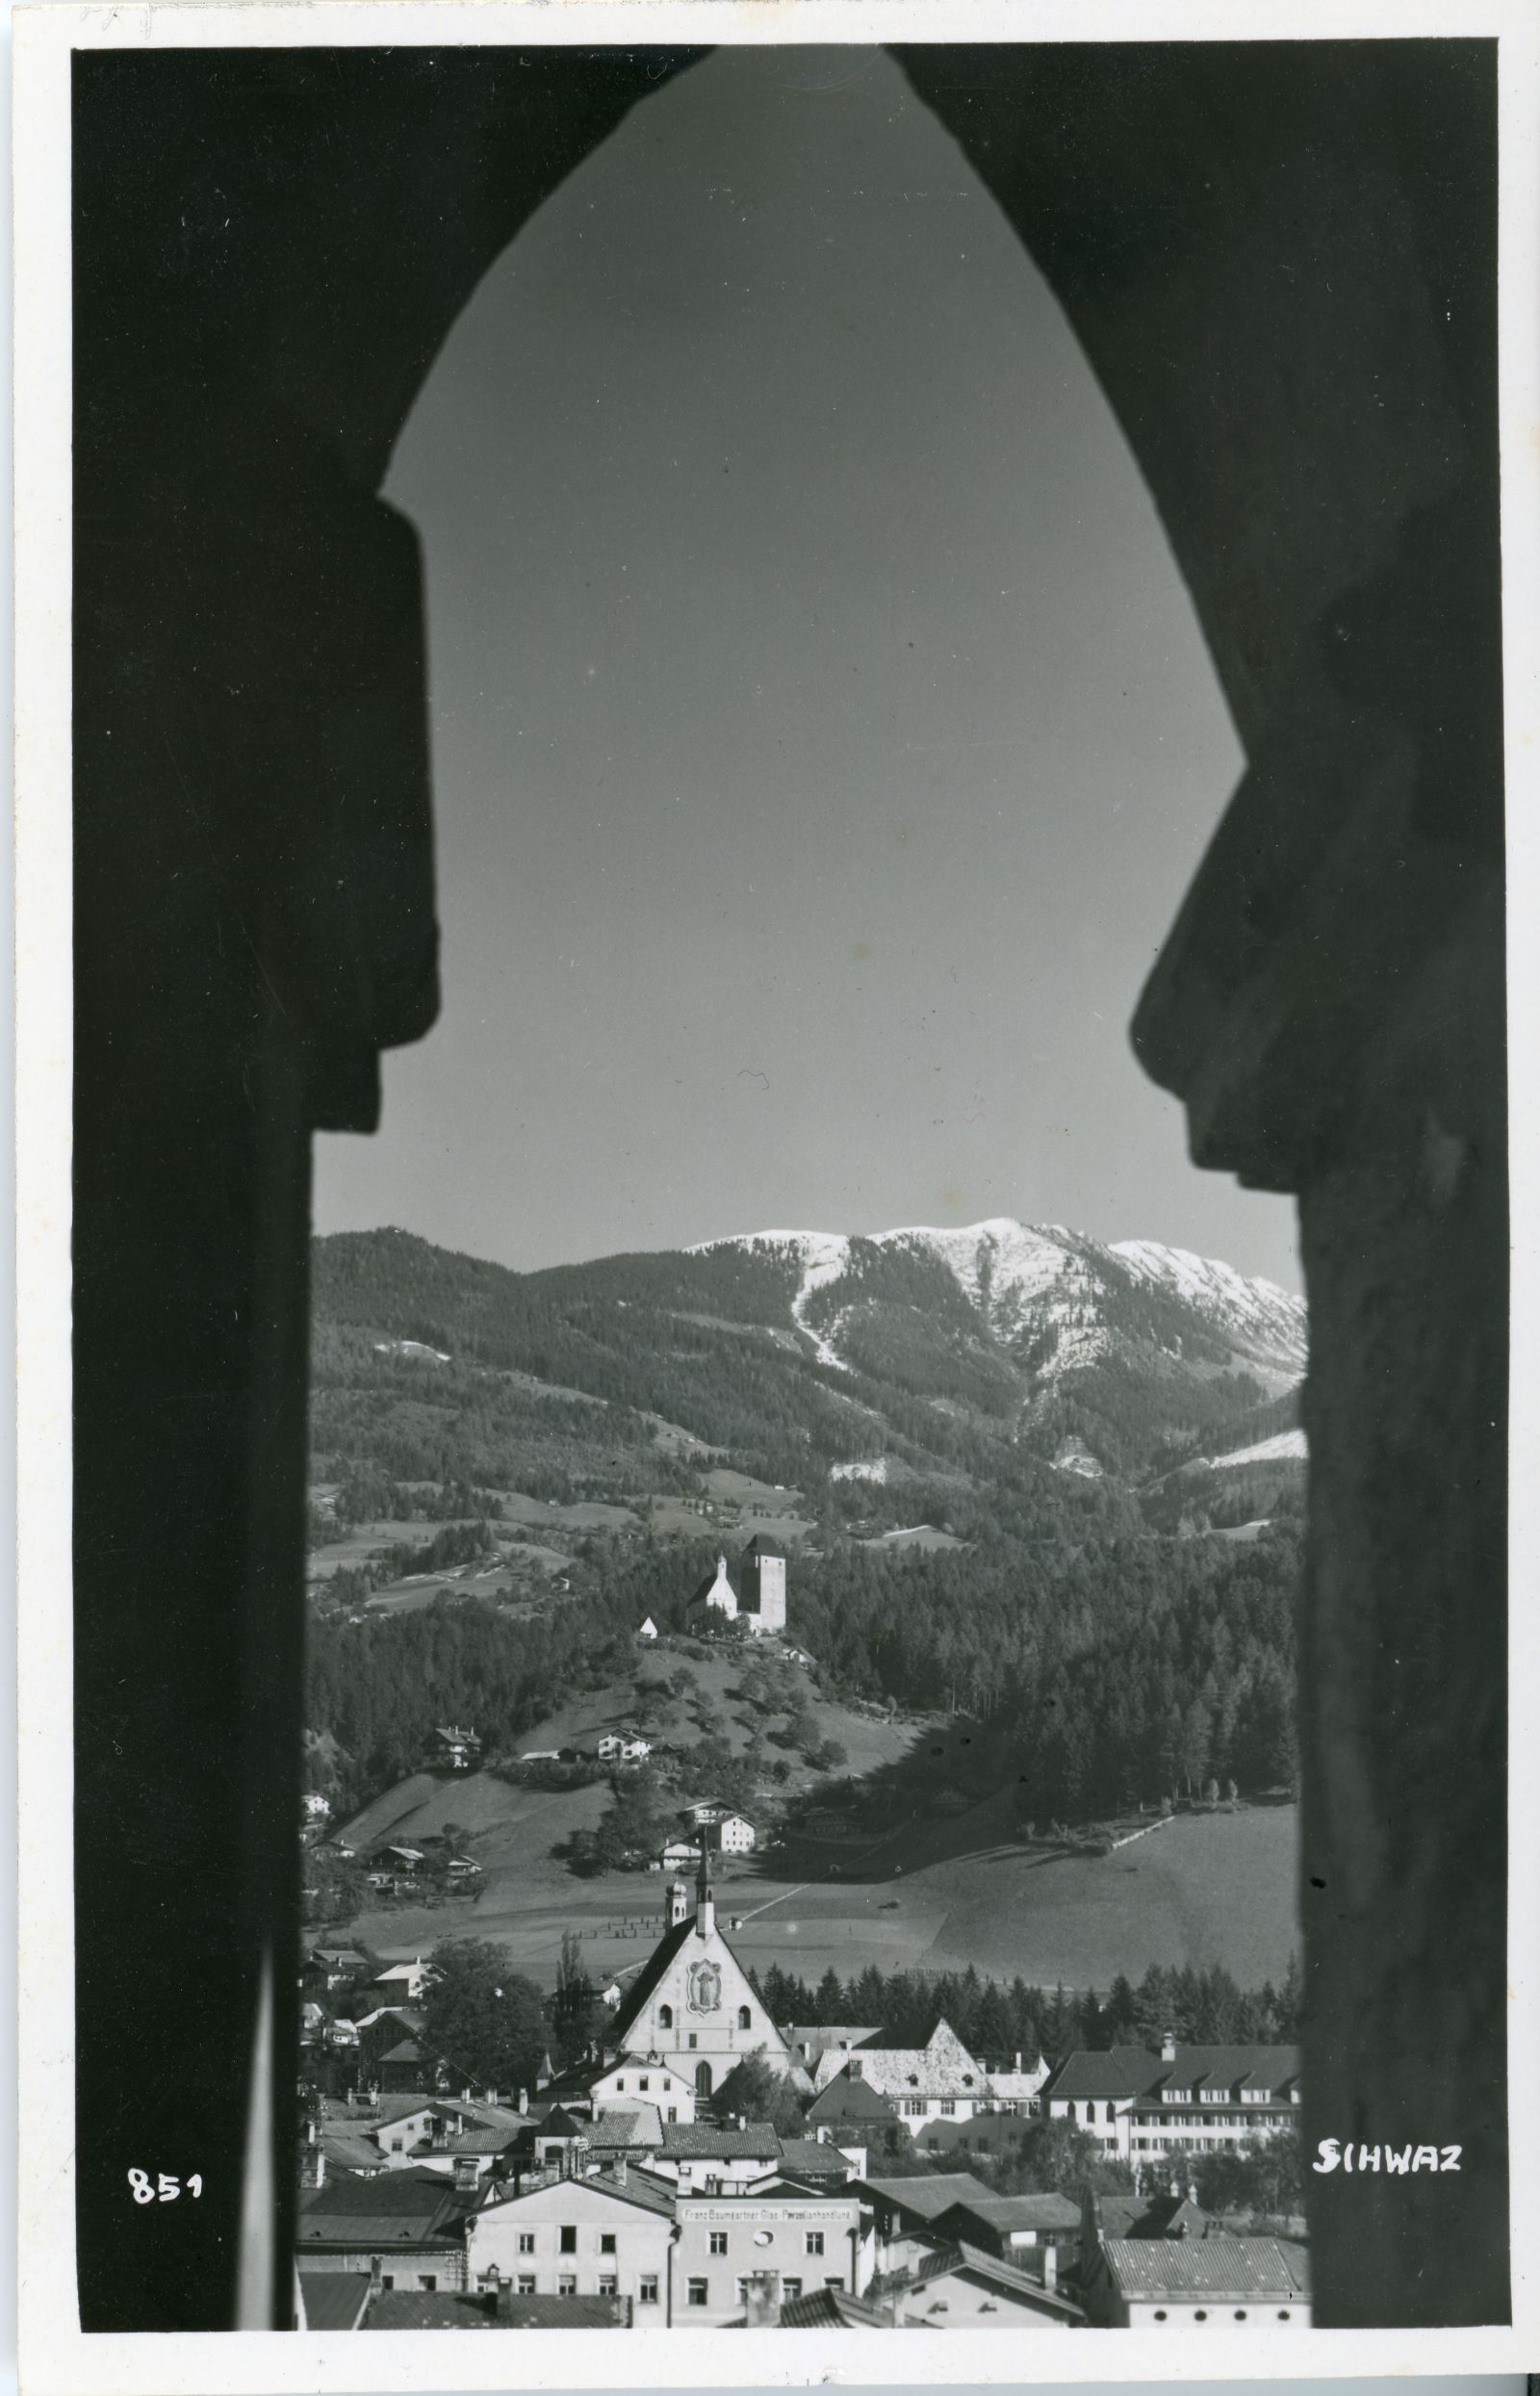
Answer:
[931,2192,1082,2260]
[301,1791,332,1819]
[985,2052,1050,2112]
[548,2051,698,2126]
[386,2100,529,2181]
[295,2166,478,2291]
[434,1725,481,1771]
[510,2104,594,2176]
[646,2120,783,2195]
[597,1732,653,1764]
[717,1812,757,1854]
[604,1846,799,2099]
[636,1616,659,1642]
[882,2241,1085,2329]
[305,1945,370,1994]
[584,2104,665,2161]
[372,1957,428,2003]
[853,2172,996,2280]
[775,2136,862,2187]
[818,2021,991,2126]
[465,2170,676,2314]
[658,1841,702,1872]
[1093,2185,1213,2242]
[806,2069,908,2163]
[373,1846,425,1876]
[1040,2038,1301,2163]
[673,2184,861,2326]
[1083,2233,1312,2327]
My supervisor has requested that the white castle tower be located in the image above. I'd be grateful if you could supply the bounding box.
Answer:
[738,1536,787,1634]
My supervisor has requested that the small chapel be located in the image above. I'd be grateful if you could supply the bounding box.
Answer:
[605,1842,796,2100]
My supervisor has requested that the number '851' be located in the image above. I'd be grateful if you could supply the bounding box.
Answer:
[128,2169,202,2203]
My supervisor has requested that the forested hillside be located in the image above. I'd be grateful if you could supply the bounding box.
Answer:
[306,1223,1305,1825]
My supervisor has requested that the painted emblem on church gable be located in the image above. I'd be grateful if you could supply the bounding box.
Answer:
[687,1960,722,2015]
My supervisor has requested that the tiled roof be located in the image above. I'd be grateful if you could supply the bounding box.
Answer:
[1045,2045,1301,2105]
[296,2273,372,2330]
[776,2139,855,2176]
[591,2168,678,2218]
[1102,2235,1312,2303]
[857,2171,995,2222]
[359,2292,497,2330]
[300,2167,462,2219]
[584,2104,663,2151]
[785,2024,881,2058]
[605,1919,696,2046]
[779,2285,888,2328]
[937,2192,1082,2235]
[319,2127,387,2175]
[832,2021,987,2100]
[807,2074,900,2125]
[661,2121,781,2158]
[498,2293,629,2327]
[901,2241,1086,2318]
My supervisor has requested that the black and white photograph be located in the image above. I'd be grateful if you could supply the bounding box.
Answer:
[13,2,1539,2383]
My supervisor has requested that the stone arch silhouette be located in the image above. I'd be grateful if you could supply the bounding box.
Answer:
[71,41,1503,2330]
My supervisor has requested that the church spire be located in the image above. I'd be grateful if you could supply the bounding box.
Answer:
[695,1831,714,1937]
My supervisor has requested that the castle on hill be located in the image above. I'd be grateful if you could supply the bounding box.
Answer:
[689,1534,786,1636]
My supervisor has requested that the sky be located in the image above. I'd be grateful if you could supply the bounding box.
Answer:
[314,46,1300,1294]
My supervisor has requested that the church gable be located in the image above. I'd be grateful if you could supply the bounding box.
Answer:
[617,1923,789,2076]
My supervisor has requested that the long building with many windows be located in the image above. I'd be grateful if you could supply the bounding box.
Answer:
[1040,2037,1300,2162]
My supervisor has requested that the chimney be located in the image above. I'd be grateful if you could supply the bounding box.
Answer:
[314,2151,325,2189]
[1014,2051,1022,2074]
[1041,2245,1057,2289]
[613,2156,628,2189]
[1160,2030,1177,2064]
[454,2156,479,2192]
[518,2087,528,2115]
[1189,2181,1198,2208]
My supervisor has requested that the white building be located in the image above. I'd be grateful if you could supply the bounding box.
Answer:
[466,2173,675,2312]
[1040,2039,1301,2163]
[815,2022,991,2125]
[372,1956,428,2003]
[673,2186,861,2326]
[637,1616,659,1642]
[606,1847,797,2100]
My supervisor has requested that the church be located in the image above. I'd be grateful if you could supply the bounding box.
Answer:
[688,1533,787,1636]
[605,1842,798,2100]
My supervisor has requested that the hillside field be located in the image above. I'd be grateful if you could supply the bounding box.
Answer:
[342,1768,1299,1997]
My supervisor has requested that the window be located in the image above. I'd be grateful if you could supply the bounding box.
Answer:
[735,2277,749,2303]
[380,2277,395,2291]
[688,2032,698,2049]
[614,2077,625,2092]
[687,2279,709,2307]
[668,2105,678,2123]
[419,2276,437,2292]
[709,2232,729,2255]
[638,2077,649,2093]
[939,2100,956,2117]
[599,2275,618,2298]
[639,2276,659,2305]
[1278,2309,1292,2321]
[738,2006,752,2029]
[805,2232,824,2255]
[1234,2309,1248,2320]
[517,2274,536,2296]
[705,2174,723,2195]
[903,2099,925,2118]
[824,2276,842,2290]
[543,2146,562,2165]
[1194,2309,1208,2321]
[559,2226,577,2254]
[659,2006,674,2029]
[1154,2310,1168,2322]
[600,2233,616,2254]
[558,2274,577,2297]
[518,2233,535,2254]
[389,2137,403,2152]
[783,2279,802,2302]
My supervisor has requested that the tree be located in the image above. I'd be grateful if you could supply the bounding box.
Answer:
[712,2050,808,2138]
[552,1929,604,2066]
[1012,2116,1131,2197]
[420,1940,548,2095]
